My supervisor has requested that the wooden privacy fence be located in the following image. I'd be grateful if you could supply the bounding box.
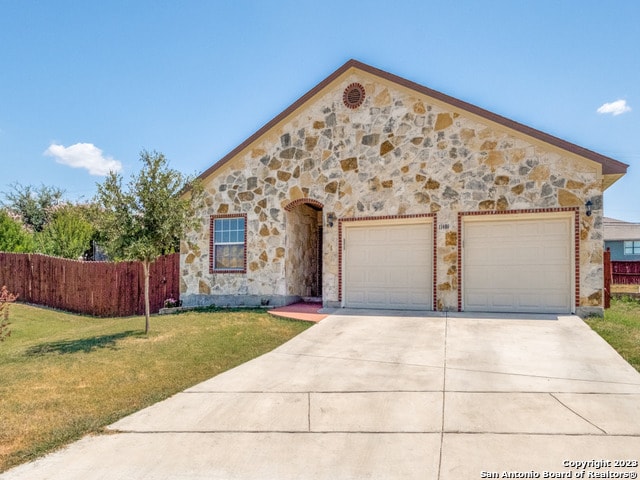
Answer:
[604,250,611,309]
[0,252,179,317]
[612,261,640,285]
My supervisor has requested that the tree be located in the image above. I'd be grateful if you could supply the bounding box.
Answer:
[37,205,96,259]
[0,210,35,253]
[95,150,202,333]
[2,183,65,232]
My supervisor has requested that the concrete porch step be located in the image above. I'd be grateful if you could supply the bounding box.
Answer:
[302,297,322,303]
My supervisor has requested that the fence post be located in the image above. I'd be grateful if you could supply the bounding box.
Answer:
[27,253,33,303]
[603,249,611,309]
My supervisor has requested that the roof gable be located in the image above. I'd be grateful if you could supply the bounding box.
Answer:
[198,59,628,189]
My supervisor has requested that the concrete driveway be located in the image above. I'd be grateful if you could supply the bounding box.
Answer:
[3,311,640,479]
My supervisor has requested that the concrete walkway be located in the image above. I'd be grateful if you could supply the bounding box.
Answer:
[3,311,640,479]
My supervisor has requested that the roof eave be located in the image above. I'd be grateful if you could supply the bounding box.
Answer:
[603,173,626,191]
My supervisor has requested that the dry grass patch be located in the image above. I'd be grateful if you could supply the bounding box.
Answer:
[0,304,311,473]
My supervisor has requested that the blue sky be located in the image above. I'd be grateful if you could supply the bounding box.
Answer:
[1,0,639,220]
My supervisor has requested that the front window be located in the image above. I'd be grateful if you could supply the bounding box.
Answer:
[210,215,246,272]
[624,240,640,255]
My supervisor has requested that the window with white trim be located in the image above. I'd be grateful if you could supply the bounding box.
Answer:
[624,240,640,255]
[211,216,245,271]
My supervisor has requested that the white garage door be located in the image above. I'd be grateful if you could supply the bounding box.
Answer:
[343,220,432,310]
[463,215,573,314]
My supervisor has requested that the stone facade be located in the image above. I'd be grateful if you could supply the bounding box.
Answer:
[181,62,623,316]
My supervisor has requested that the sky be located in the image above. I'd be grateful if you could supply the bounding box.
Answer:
[1,0,639,221]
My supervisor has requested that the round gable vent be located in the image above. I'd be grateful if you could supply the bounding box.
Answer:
[343,83,366,109]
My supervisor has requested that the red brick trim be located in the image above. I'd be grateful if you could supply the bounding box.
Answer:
[338,213,437,310]
[209,213,248,274]
[574,210,580,309]
[284,198,324,212]
[457,208,580,312]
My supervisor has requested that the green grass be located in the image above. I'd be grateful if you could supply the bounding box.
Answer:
[0,303,312,473]
[585,296,640,373]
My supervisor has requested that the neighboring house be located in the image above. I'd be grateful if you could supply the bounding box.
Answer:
[604,217,640,261]
[181,60,628,316]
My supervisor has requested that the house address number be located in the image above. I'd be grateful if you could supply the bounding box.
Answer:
[439,224,450,230]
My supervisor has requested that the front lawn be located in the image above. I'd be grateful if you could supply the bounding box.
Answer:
[0,304,311,473]
[586,296,640,373]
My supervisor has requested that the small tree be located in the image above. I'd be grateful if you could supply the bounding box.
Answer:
[2,183,65,232]
[37,204,96,259]
[0,286,17,342]
[0,210,35,253]
[95,150,202,333]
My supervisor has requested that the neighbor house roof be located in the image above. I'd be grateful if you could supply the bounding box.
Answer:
[198,59,628,189]
[604,217,640,241]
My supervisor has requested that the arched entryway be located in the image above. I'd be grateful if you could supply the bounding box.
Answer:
[284,198,324,300]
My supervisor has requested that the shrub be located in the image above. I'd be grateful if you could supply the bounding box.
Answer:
[0,210,35,253]
[0,285,18,342]
[164,297,182,308]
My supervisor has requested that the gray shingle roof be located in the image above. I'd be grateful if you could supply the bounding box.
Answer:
[604,217,640,241]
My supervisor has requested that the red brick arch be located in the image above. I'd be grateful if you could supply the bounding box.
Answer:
[283,198,324,212]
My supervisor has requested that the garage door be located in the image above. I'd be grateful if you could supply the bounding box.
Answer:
[463,215,573,313]
[343,220,432,310]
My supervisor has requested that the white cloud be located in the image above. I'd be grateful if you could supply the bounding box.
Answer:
[44,143,122,176]
[597,99,631,116]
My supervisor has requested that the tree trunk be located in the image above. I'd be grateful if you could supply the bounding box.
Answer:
[142,260,150,334]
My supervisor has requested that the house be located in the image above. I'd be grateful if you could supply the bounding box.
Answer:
[604,217,640,261]
[180,60,628,317]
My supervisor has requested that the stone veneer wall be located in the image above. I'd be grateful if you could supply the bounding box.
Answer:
[181,74,604,314]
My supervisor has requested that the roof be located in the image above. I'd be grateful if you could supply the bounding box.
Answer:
[604,217,640,241]
[198,59,628,189]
